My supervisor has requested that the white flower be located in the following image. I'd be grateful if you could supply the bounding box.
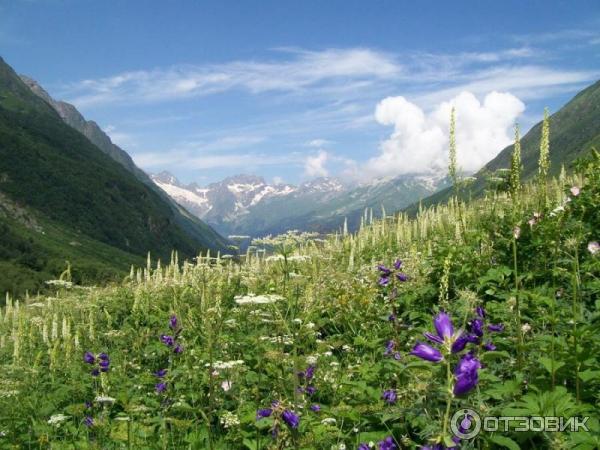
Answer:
[570,186,580,196]
[305,322,316,329]
[221,380,233,391]
[521,323,532,334]
[513,226,521,239]
[48,414,69,426]
[220,411,240,428]
[234,294,284,305]
[321,417,337,425]
[293,318,302,325]
[588,241,599,256]
[306,355,318,365]
[45,280,73,288]
[95,396,116,404]
[323,351,333,357]
[211,360,245,370]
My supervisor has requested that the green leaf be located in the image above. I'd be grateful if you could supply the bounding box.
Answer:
[539,357,565,374]
[578,369,600,382]
[489,434,521,450]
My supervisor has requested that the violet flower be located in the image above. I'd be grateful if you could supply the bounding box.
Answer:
[83,352,95,364]
[155,382,167,393]
[310,404,321,412]
[488,323,504,332]
[410,342,443,362]
[160,335,175,347]
[453,352,481,395]
[378,436,397,450]
[169,315,178,330]
[282,410,299,429]
[256,408,273,420]
[382,389,397,404]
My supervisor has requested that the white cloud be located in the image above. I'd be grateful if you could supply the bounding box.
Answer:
[62,48,401,107]
[306,138,333,148]
[415,65,597,106]
[364,91,525,178]
[304,150,329,177]
[134,151,300,170]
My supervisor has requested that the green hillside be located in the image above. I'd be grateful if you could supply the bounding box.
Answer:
[405,79,600,214]
[0,205,143,297]
[0,56,228,295]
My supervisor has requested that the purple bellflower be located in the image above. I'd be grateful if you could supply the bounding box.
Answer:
[282,410,300,429]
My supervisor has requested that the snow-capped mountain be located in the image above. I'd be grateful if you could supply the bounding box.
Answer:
[151,171,446,238]
[150,172,345,225]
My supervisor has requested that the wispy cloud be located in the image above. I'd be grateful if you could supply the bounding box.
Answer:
[135,151,301,171]
[61,48,402,107]
[414,65,598,107]
[132,133,297,171]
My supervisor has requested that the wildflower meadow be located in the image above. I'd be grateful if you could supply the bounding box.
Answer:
[1,136,599,448]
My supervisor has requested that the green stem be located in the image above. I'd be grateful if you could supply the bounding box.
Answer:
[572,245,581,402]
[442,358,454,438]
[512,237,524,369]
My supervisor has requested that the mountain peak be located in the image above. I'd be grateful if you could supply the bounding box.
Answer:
[221,174,267,186]
[152,171,182,186]
[300,177,345,192]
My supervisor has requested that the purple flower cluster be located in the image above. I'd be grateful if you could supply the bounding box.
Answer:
[377,259,408,287]
[155,368,168,393]
[384,340,402,360]
[296,364,319,409]
[359,436,397,450]
[409,311,463,363]
[83,351,110,376]
[160,314,183,354]
[256,401,300,431]
[382,389,397,405]
[409,309,503,396]
[467,307,504,352]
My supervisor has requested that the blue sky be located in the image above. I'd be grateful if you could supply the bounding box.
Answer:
[1,0,599,185]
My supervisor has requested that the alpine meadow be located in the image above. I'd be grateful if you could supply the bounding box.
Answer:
[1,2,600,449]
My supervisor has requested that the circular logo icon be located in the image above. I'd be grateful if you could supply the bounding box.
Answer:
[450,408,482,440]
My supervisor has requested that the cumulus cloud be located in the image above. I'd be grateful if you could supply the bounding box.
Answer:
[364,91,525,178]
[304,150,329,177]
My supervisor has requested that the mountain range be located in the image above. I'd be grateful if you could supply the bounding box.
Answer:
[152,79,600,237]
[0,56,228,296]
[151,171,447,237]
